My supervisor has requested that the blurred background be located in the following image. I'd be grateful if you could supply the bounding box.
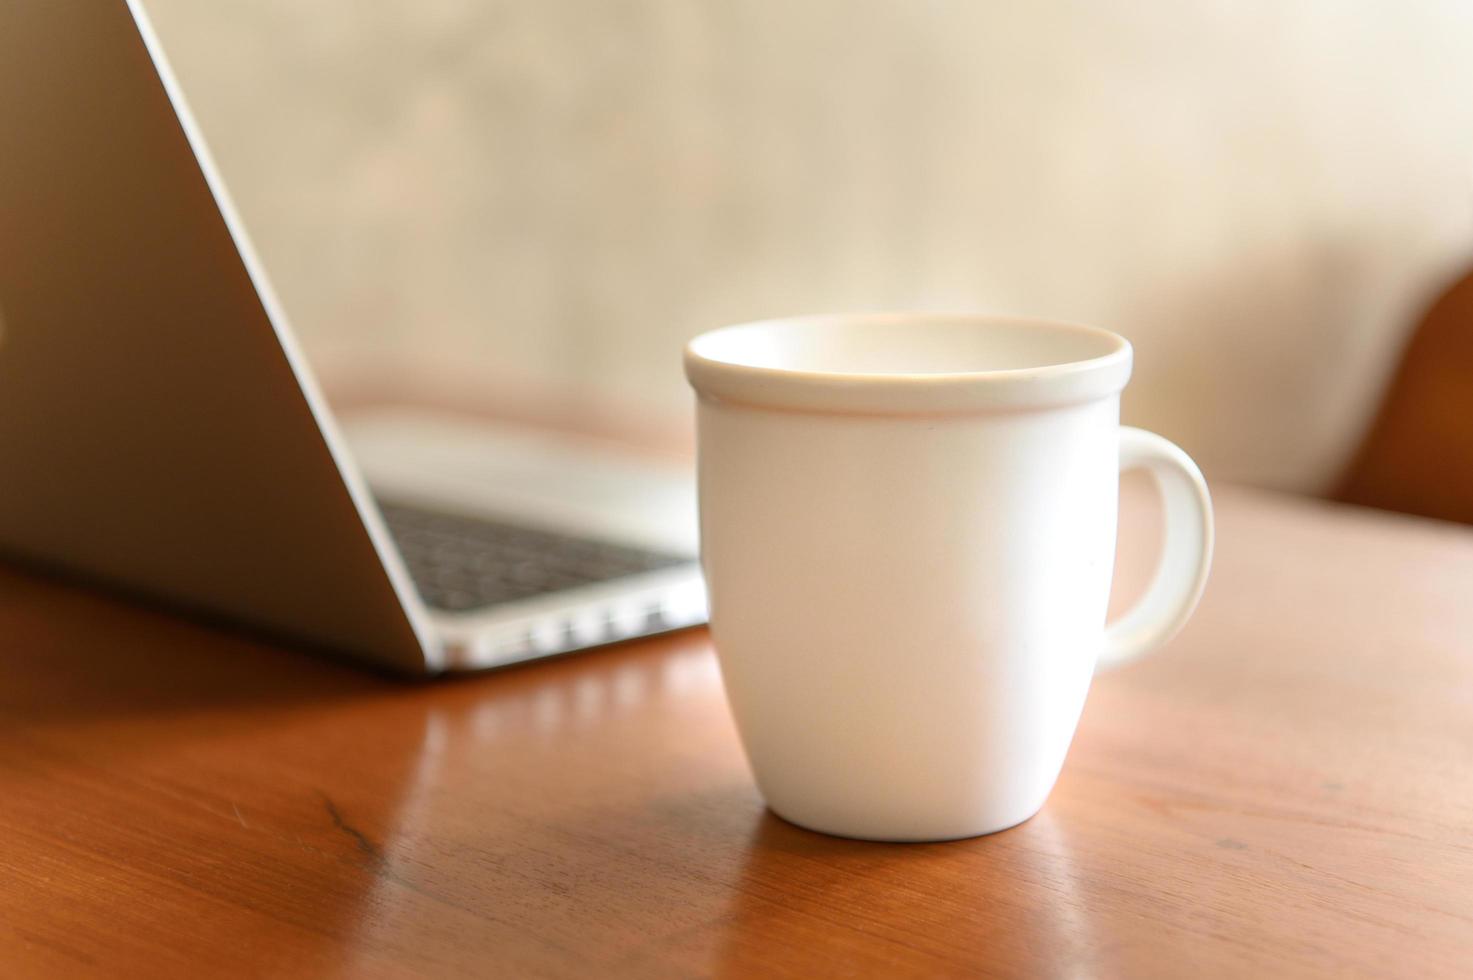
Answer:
[140,0,1473,495]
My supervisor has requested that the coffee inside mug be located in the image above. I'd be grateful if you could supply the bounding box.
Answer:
[684,313,1133,414]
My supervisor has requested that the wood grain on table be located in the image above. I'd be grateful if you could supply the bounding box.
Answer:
[3,486,1471,977]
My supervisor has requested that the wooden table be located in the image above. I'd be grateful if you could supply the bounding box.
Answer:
[4,486,1471,977]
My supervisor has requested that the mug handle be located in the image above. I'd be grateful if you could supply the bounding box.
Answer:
[1098,427,1215,670]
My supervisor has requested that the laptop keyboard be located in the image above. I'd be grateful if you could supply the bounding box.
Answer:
[375,500,689,613]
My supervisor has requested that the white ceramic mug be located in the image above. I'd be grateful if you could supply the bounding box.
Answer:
[684,313,1213,841]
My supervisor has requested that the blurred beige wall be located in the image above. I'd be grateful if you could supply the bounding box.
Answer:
[141,0,1473,491]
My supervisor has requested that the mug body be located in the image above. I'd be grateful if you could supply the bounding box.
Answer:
[686,314,1132,841]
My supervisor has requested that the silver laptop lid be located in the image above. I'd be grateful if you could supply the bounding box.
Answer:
[0,0,438,672]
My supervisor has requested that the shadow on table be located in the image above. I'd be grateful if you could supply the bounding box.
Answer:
[0,562,402,726]
[712,806,1099,976]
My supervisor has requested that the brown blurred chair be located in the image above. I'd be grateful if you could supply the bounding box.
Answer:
[1336,264,1473,524]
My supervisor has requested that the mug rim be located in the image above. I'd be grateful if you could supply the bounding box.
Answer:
[683,312,1133,415]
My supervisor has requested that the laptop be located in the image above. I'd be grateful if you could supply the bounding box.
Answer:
[0,0,706,674]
